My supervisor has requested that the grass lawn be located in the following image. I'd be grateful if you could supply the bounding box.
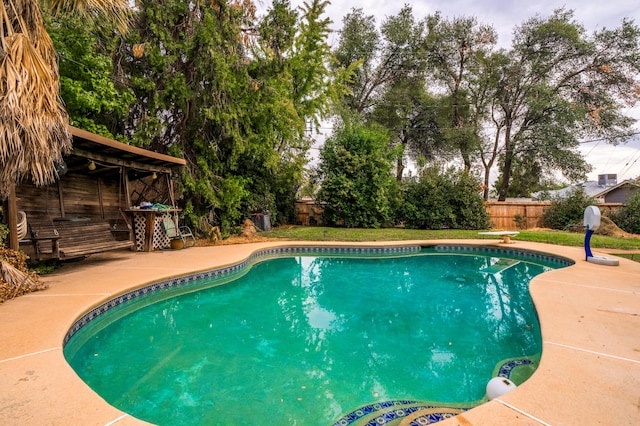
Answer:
[263,226,640,251]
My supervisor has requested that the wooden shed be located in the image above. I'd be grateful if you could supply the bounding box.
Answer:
[3,126,186,260]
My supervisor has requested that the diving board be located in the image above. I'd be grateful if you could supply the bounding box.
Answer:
[478,231,520,244]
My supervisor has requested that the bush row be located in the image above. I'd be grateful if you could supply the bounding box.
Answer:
[541,187,640,234]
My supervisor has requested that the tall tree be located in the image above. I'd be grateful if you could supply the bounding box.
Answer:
[248,0,342,223]
[369,79,451,180]
[334,6,426,117]
[335,6,429,179]
[332,7,378,115]
[472,50,507,199]
[118,0,339,229]
[119,0,257,229]
[424,13,497,172]
[494,9,640,200]
[45,14,135,139]
[0,0,130,197]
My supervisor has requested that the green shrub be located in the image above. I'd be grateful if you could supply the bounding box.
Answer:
[317,124,399,228]
[513,214,527,229]
[610,191,640,234]
[400,167,490,230]
[541,187,596,230]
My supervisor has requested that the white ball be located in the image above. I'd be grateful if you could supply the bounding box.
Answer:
[486,377,517,400]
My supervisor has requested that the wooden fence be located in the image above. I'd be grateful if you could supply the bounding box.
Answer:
[295,199,623,230]
[485,202,623,230]
[485,202,548,230]
[294,199,326,226]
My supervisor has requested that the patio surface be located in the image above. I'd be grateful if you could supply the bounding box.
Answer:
[0,240,638,425]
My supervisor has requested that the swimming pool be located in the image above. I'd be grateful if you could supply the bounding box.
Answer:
[63,245,571,425]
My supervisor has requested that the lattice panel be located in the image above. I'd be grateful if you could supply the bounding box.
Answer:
[153,213,171,250]
[133,214,146,252]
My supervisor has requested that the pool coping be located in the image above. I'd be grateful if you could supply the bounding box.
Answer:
[1,240,639,425]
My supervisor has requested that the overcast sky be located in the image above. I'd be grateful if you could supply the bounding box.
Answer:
[257,0,640,182]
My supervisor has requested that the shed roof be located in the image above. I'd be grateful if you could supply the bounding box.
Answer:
[67,126,186,176]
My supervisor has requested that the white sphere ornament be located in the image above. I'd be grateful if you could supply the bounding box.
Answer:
[486,377,517,400]
[583,205,601,230]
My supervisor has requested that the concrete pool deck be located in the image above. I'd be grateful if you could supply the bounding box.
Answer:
[0,240,638,425]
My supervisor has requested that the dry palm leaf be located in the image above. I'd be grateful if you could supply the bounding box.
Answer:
[132,43,145,58]
[0,248,47,302]
[0,260,41,300]
[0,0,132,199]
[0,0,71,198]
[47,0,132,33]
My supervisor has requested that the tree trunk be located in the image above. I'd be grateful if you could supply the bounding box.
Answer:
[396,157,405,181]
[482,171,490,200]
[462,150,472,172]
[498,130,513,201]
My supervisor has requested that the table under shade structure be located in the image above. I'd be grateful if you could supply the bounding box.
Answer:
[127,207,181,251]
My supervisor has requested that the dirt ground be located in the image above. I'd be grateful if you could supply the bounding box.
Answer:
[595,216,640,239]
[195,233,283,247]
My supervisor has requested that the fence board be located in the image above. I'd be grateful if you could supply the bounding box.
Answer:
[485,202,548,230]
[485,202,622,230]
[294,199,623,230]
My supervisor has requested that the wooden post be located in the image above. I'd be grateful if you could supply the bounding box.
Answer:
[7,184,18,250]
[120,167,134,246]
[144,211,157,251]
[57,180,66,218]
[167,172,176,209]
[123,167,132,209]
[97,178,105,219]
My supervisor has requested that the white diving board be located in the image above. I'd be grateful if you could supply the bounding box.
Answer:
[478,231,520,244]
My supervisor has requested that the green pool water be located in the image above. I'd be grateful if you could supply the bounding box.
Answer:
[64,249,561,425]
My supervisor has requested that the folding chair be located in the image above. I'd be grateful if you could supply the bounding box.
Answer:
[162,215,196,248]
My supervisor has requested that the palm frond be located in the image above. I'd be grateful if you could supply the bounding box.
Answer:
[0,0,132,199]
[0,0,72,198]
[0,259,41,299]
[46,0,132,33]
[0,259,32,286]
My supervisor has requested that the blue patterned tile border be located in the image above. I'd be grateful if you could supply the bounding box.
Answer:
[362,406,446,426]
[427,244,574,268]
[63,245,421,346]
[497,358,534,379]
[332,400,422,425]
[331,399,468,426]
[404,410,465,426]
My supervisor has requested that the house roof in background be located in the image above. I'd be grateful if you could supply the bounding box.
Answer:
[532,180,640,200]
[594,179,640,197]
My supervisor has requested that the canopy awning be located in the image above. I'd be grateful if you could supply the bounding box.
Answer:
[66,126,186,177]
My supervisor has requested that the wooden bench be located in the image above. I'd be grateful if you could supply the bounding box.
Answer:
[28,218,134,260]
[26,218,61,260]
[478,231,520,244]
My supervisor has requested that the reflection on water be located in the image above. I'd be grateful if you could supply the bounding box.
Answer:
[65,252,553,425]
